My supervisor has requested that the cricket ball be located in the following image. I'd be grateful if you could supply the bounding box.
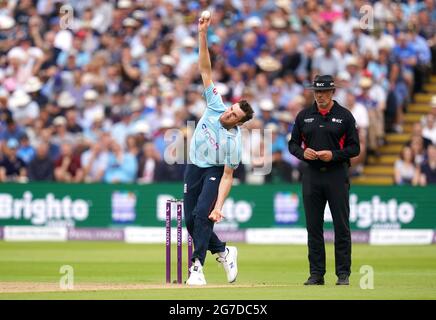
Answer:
[201,10,211,20]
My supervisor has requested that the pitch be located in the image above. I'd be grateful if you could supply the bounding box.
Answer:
[0,242,435,300]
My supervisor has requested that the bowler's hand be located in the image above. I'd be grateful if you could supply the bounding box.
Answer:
[198,17,210,33]
[317,150,333,162]
[208,208,224,223]
[304,148,318,160]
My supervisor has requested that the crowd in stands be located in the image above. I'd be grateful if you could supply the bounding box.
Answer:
[0,0,434,184]
[394,96,436,185]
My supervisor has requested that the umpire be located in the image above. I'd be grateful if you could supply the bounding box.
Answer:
[289,75,360,286]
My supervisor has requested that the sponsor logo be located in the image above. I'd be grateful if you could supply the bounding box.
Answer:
[157,196,253,229]
[304,118,314,123]
[0,192,89,226]
[209,177,216,181]
[325,194,415,229]
[332,118,343,123]
[213,88,218,95]
[201,123,219,150]
[111,191,136,224]
[274,193,299,225]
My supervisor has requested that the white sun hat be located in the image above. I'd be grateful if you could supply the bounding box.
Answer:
[58,91,76,108]
[23,77,43,93]
[83,89,99,101]
[9,90,31,108]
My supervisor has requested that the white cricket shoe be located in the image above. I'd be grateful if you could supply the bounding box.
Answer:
[186,265,207,286]
[216,246,238,283]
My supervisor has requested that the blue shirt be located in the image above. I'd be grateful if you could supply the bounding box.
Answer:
[410,35,431,65]
[189,83,242,169]
[393,44,417,70]
[227,49,256,68]
[104,152,138,183]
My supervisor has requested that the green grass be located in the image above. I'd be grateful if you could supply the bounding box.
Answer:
[0,241,435,299]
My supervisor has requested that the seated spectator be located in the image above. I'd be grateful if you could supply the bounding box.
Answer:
[416,144,436,185]
[8,89,39,127]
[394,146,418,185]
[81,133,111,182]
[16,134,35,164]
[103,140,138,183]
[51,116,78,146]
[0,117,26,145]
[0,89,12,123]
[65,109,83,134]
[422,114,436,145]
[0,138,27,182]
[409,134,427,166]
[345,89,369,136]
[264,123,294,183]
[138,142,166,184]
[408,122,432,150]
[27,142,54,181]
[54,143,84,183]
[357,77,385,154]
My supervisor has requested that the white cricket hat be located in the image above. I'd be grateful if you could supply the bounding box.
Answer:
[7,47,27,61]
[161,55,176,67]
[259,99,274,111]
[84,89,99,101]
[245,16,262,29]
[58,91,76,108]
[9,90,31,108]
[160,118,175,129]
[0,16,15,30]
[53,116,67,126]
[23,77,43,93]
[182,37,196,48]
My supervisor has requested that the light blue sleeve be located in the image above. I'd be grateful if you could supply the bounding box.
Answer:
[203,83,226,113]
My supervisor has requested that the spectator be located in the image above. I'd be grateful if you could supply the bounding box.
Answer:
[409,135,426,166]
[54,143,83,183]
[16,134,35,164]
[51,116,78,146]
[332,7,359,44]
[345,90,369,175]
[27,142,54,181]
[0,117,26,144]
[394,146,418,185]
[357,77,384,155]
[0,138,27,182]
[23,76,48,109]
[8,89,39,127]
[416,144,436,185]
[80,89,105,130]
[312,32,342,77]
[64,109,83,134]
[81,133,110,182]
[0,89,12,123]
[408,122,432,150]
[138,141,168,183]
[0,0,431,186]
[103,140,137,183]
[258,99,277,126]
[422,114,436,145]
[264,123,294,183]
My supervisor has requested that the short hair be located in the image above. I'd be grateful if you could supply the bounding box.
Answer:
[238,100,254,123]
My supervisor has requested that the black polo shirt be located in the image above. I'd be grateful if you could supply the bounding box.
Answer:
[0,155,26,177]
[288,100,360,169]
